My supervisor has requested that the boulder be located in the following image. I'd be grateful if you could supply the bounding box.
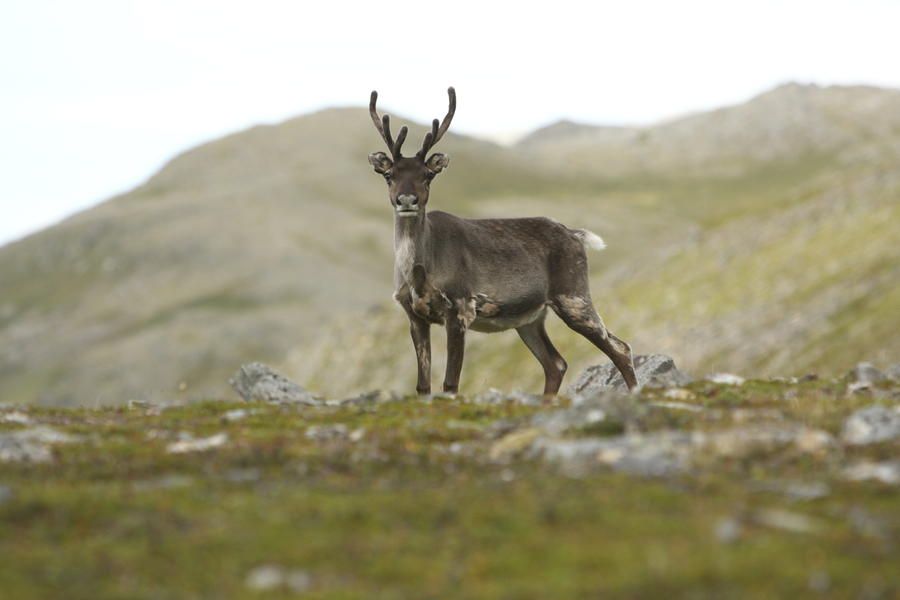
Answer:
[229,363,320,405]
[568,354,692,395]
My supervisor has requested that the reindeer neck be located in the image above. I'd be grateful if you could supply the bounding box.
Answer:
[393,210,429,286]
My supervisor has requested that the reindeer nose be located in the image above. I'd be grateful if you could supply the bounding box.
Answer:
[397,194,418,210]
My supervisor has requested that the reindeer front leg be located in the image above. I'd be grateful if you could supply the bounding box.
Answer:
[408,315,431,395]
[444,298,474,394]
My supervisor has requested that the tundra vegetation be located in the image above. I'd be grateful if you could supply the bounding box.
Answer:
[0,365,898,598]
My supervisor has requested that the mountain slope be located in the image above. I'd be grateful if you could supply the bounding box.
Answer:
[1,83,898,405]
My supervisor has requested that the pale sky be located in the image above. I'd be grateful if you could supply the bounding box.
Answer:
[2,0,899,246]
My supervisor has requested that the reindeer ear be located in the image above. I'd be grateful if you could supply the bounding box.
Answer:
[425,153,450,174]
[368,152,393,174]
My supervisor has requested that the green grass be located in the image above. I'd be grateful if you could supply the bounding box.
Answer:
[1,380,897,598]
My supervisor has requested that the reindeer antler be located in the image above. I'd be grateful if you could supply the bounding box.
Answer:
[369,91,408,159]
[417,87,456,159]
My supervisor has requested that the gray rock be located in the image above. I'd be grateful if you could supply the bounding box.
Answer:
[715,517,742,544]
[327,390,400,407]
[470,388,544,406]
[843,461,900,485]
[245,565,311,593]
[0,427,80,463]
[884,364,900,383]
[529,423,832,478]
[533,431,694,477]
[841,405,900,445]
[568,354,692,394]
[848,362,886,385]
[305,424,349,441]
[230,363,320,405]
[532,391,639,436]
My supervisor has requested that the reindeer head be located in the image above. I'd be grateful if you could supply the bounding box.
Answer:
[368,88,455,217]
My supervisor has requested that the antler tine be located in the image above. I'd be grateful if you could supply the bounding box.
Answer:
[369,90,397,153]
[418,87,456,157]
[393,126,408,158]
[381,114,395,149]
[417,119,439,159]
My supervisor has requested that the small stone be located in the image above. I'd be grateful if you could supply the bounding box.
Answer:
[841,405,900,445]
[756,480,831,501]
[650,400,703,412]
[329,390,399,406]
[223,409,249,422]
[245,565,283,591]
[707,373,745,386]
[0,485,13,504]
[884,364,900,382]
[663,388,695,400]
[753,508,821,534]
[245,565,310,593]
[489,428,542,461]
[534,431,694,477]
[167,432,228,454]
[133,474,194,491]
[470,388,543,406]
[808,570,830,593]
[715,517,742,543]
[0,411,32,425]
[848,362,885,385]
[224,468,261,483]
[843,461,900,485]
[793,429,835,454]
[305,424,349,441]
[0,427,81,463]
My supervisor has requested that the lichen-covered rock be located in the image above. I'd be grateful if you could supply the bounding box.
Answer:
[230,363,320,405]
[568,354,692,394]
[841,405,900,445]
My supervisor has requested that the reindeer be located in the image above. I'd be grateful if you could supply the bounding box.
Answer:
[367,87,638,395]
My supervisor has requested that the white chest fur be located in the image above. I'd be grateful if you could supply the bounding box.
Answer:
[394,235,416,284]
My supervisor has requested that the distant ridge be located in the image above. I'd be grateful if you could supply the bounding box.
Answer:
[1,82,898,405]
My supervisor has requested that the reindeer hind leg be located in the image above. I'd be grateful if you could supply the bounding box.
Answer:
[516,311,567,395]
[552,295,638,390]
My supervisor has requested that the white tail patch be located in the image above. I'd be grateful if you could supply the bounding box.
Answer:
[573,229,606,251]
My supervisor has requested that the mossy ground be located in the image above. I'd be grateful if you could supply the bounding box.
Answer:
[1,380,897,598]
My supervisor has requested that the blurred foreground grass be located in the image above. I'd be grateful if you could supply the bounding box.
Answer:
[0,379,898,598]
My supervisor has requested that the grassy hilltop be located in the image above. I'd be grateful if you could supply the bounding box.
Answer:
[1,376,898,598]
[1,83,899,405]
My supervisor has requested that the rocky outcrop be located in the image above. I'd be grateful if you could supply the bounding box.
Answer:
[568,354,692,394]
[229,363,320,406]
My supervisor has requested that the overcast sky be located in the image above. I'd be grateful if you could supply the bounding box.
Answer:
[2,0,899,246]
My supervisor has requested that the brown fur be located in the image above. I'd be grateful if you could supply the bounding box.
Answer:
[369,89,638,394]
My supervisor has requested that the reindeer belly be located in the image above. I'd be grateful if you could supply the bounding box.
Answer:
[470,304,547,333]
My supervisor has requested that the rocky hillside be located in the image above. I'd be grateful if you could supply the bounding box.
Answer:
[1,83,899,405]
[1,362,898,597]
